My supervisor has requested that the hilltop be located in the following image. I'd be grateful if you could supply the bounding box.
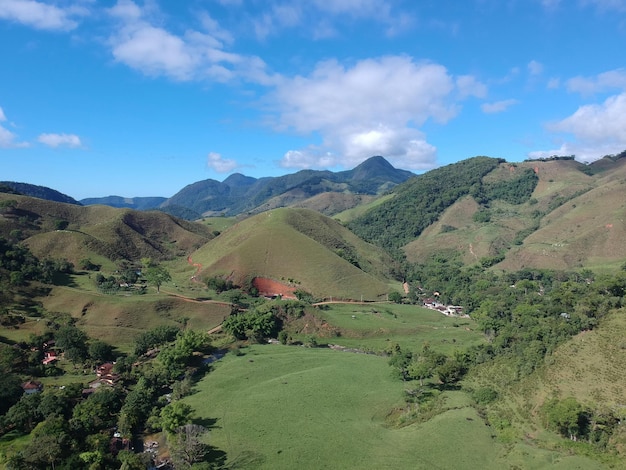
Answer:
[0,181,81,205]
[183,207,399,301]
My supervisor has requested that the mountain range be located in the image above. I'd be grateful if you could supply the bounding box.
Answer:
[48,155,407,219]
[2,151,626,275]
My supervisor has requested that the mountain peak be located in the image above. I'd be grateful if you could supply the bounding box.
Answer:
[349,156,413,182]
[223,173,257,187]
[358,155,394,169]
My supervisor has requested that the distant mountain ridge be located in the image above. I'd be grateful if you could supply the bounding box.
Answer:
[82,156,415,218]
[80,195,167,210]
[0,181,81,205]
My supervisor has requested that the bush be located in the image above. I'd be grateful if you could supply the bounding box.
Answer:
[472,387,498,405]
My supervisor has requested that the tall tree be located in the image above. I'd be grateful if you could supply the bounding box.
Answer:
[55,324,89,365]
[169,424,209,469]
[144,265,171,293]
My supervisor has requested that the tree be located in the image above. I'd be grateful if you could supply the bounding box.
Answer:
[0,373,24,414]
[388,291,403,303]
[407,359,434,386]
[118,450,152,470]
[436,358,465,386]
[543,397,588,440]
[21,433,67,470]
[88,340,114,364]
[169,424,210,469]
[144,265,171,293]
[55,324,89,365]
[70,388,123,434]
[6,393,43,432]
[160,402,193,434]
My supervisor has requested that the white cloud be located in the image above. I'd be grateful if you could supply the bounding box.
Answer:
[566,69,626,94]
[481,99,519,114]
[241,0,411,40]
[207,152,238,173]
[456,75,487,99]
[0,107,28,148]
[528,60,543,76]
[107,0,274,84]
[549,92,626,142]
[541,0,561,8]
[527,142,623,163]
[272,56,482,170]
[37,133,82,148]
[0,125,24,148]
[312,0,390,17]
[0,0,84,31]
[533,92,626,162]
[547,77,560,89]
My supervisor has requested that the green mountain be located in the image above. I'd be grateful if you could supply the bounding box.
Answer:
[185,207,400,300]
[348,154,626,272]
[160,156,414,218]
[0,181,81,205]
[0,193,213,267]
[79,195,167,210]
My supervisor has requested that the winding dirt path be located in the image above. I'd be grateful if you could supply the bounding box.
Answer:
[187,255,203,283]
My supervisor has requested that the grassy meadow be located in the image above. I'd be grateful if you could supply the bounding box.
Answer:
[184,345,604,470]
[303,303,485,355]
[5,271,230,353]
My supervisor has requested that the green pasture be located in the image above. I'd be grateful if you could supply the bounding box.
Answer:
[199,216,238,232]
[36,275,229,352]
[333,193,394,223]
[308,303,485,354]
[185,345,604,470]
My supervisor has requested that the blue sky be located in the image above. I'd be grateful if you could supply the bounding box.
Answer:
[1,0,626,199]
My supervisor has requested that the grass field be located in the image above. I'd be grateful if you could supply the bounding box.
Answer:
[33,273,230,352]
[184,345,604,470]
[304,303,485,354]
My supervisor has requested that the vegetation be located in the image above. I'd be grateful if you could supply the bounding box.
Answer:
[348,157,503,252]
[3,154,626,468]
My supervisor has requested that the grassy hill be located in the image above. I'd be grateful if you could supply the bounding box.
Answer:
[357,156,626,272]
[185,345,604,470]
[0,193,214,267]
[500,161,626,271]
[184,208,400,301]
[0,181,80,205]
[403,159,592,266]
[462,307,626,467]
[39,284,228,352]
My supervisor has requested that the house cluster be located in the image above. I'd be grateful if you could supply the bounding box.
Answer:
[422,298,469,318]
[41,340,59,365]
[87,362,120,389]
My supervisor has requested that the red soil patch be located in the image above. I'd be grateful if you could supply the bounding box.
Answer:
[253,277,298,300]
[187,255,203,283]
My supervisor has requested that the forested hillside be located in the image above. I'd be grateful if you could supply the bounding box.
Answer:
[0,182,81,206]
[347,157,508,251]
